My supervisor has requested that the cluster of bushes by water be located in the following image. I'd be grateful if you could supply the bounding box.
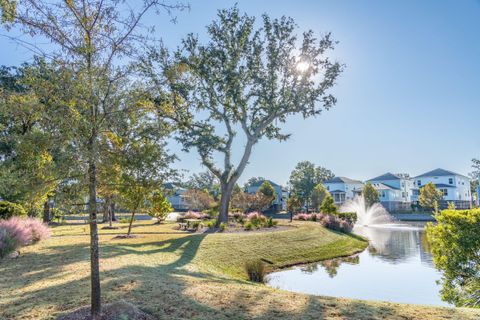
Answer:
[293,212,355,233]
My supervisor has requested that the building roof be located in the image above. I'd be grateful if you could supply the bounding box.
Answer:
[329,189,346,193]
[367,172,402,181]
[414,168,470,179]
[371,182,400,191]
[419,183,456,189]
[324,176,363,184]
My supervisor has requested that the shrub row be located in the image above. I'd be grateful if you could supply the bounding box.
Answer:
[177,210,210,221]
[0,217,51,258]
[293,212,354,233]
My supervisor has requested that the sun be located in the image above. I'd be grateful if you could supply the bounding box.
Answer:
[296,61,310,73]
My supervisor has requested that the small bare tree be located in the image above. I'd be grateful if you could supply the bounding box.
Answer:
[184,189,215,211]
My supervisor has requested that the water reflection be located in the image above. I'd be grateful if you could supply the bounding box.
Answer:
[301,255,360,278]
[266,222,449,306]
[355,224,434,266]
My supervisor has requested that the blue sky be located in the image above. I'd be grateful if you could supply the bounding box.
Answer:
[1,0,479,185]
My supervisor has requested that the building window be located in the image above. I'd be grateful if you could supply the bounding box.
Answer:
[449,178,453,184]
[440,189,448,196]
[334,193,340,202]
[417,180,421,186]
[402,192,406,198]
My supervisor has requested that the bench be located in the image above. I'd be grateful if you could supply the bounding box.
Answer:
[178,222,187,230]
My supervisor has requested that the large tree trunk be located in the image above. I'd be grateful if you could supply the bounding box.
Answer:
[212,139,255,228]
[216,181,234,226]
[108,202,113,228]
[88,159,101,319]
[42,201,50,223]
[102,197,110,223]
[102,197,115,224]
[111,202,117,221]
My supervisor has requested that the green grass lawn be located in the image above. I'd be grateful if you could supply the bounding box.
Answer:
[0,220,478,319]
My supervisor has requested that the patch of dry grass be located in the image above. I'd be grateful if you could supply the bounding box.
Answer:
[0,220,478,320]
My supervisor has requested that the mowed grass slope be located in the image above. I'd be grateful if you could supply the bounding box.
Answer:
[0,221,478,320]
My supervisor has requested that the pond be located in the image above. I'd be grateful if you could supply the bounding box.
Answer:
[266,222,450,306]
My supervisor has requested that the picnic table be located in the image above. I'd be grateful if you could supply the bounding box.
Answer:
[179,218,202,230]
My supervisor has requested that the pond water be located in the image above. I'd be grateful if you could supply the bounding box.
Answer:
[266,222,450,306]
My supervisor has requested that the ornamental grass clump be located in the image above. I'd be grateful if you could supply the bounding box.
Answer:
[184,211,210,220]
[24,217,51,243]
[0,229,17,258]
[267,217,277,228]
[246,212,268,228]
[206,219,217,229]
[292,213,310,221]
[245,259,266,283]
[0,217,50,258]
[231,211,245,224]
[219,222,227,232]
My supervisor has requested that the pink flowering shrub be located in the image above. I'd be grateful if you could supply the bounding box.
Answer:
[177,211,211,222]
[24,218,51,243]
[0,217,31,246]
[312,213,326,222]
[339,220,354,233]
[184,211,201,219]
[0,217,32,258]
[0,217,51,258]
[293,212,353,233]
[320,214,354,233]
[0,229,17,258]
[293,213,312,221]
[183,211,210,220]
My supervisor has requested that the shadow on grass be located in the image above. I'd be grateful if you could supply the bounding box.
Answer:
[0,230,474,320]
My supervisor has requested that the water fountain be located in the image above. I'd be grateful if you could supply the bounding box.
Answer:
[339,196,392,226]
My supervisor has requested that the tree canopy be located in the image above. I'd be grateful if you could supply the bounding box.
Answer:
[363,183,380,209]
[311,183,330,210]
[419,182,443,212]
[144,6,342,224]
[244,177,267,189]
[289,161,334,206]
[427,209,480,307]
[185,171,220,199]
[320,194,337,214]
